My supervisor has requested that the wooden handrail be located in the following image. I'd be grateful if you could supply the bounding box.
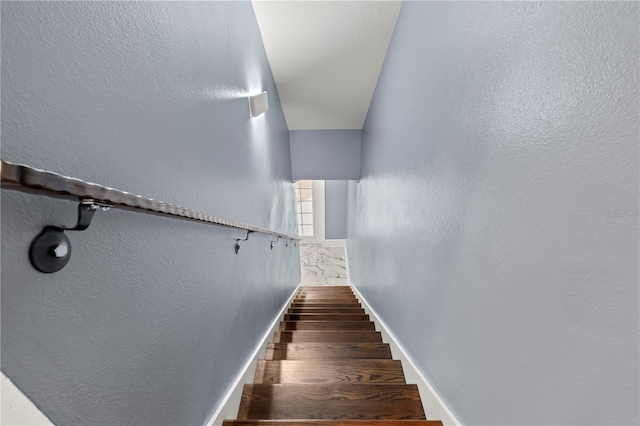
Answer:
[1,160,299,240]
[1,159,300,272]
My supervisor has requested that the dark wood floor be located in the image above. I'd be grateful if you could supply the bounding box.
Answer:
[223,286,443,426]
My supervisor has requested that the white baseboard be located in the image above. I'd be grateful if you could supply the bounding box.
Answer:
[298,239,345,248]
[321,239,346,248]
[350,285,461,426]
[1,373,54,426]
[342,241,351,288]
[205,283,302,426]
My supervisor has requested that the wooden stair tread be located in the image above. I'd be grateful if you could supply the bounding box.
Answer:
[289,308,366,314]
[291,304,362,308]
[274,331,383,343]
[237,384,425,420]
[296,292,356,296]
[289,306,363,310]
[299,286,351,289]
[291,303,361,307]
[294,302,359,305]
[279,321,375,331]
[264,343,393,360]
[295,298,358,301]
[254,360,405,384]
[225,421,442,425]
[284,314,369,321]
[297,293,354,296]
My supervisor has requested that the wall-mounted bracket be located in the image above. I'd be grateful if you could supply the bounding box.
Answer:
[270,236,282,250]
[234,230,254,254]
[29,200,109,273]
[235,230,254,242]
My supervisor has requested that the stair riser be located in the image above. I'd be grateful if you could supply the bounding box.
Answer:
[290,303,362,307]
[299,286,351,289]
[295,296,357,300]
[237,384,425,420]
[273,331,383,343]
[296,294,355,298]
[284,314,369,321]
[296,293,354,297]
[288,308,366,314]
[278,321,376,331]
[254,360,405,384]
[225,421,442,425]
[264,343,393,360]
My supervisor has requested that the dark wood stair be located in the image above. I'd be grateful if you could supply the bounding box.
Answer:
[253,360,405,384]
[273,331,383,343]
[284,313,370,321]
[278,321,376,331]
[223,286,442,426]
[293,296,360,306]
[237,384,425,420]
[291,302,363,306]
[288,307,366,314]
[224,422,443,425]
[264,343,393,360]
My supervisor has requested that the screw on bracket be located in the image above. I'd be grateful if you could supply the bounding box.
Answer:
[29,200,107,273]
[270,236,282,250]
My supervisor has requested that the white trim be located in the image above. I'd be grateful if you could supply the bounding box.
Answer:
[350,285,462,426]
[343,242,351,292]
[205,284,302,426]
[321,239,345,247]
[300,180,325,244]
[331,239,350,285]
[1,373,54,426]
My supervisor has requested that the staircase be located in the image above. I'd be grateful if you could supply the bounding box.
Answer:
[223,286,443,425]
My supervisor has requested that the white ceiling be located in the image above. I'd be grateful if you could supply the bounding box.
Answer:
[252,1,402,130]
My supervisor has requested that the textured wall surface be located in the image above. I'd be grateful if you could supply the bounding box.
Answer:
[348,2,639,425]
[1,2,299,425]
[290,130,361,180]
[325,180,349,239]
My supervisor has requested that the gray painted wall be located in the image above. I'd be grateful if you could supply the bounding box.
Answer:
[290,130,361,180]
[348,2,639,425]
[325,180,349,240]
[1,2,299,425]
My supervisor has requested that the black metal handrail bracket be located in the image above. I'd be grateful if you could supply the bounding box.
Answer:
[1,160,301,273]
